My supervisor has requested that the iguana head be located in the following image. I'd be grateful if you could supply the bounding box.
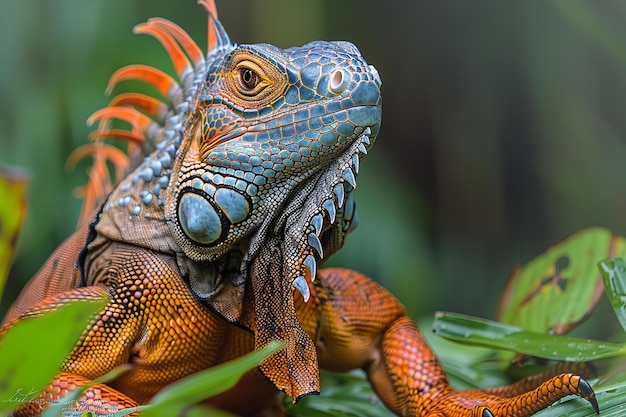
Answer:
[167,35,382,300]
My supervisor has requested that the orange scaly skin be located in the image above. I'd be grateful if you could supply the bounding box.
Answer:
[1,2,598,416]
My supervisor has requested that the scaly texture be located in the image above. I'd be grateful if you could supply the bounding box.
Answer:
[1,2,598,417]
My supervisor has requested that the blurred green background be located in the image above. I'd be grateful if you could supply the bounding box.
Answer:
[2,1,626,330]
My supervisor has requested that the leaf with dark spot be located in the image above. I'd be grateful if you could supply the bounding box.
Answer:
[495,227,620,336]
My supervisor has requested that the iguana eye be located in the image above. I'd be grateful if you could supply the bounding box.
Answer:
[239,68,259,91]
[232,61,267,97]
[224,50,287,106]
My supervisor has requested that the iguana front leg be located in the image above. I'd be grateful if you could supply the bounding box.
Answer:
[297,268,598,417]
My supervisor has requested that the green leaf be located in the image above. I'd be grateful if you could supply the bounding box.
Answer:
[496,227,617,335]
[0,166,28,302]
[598,257,626,333]
[140,341,282,417]
[433,312,626,361]
[0,296,108,414]
[180,405,236,417]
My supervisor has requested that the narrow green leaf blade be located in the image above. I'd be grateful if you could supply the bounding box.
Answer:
[142,341,282,417]
[0,297,107,414]
[181,405,237,417]
[433,312,626,361]
[598,257,626,333]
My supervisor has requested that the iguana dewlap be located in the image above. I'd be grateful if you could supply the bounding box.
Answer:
[1,2,598,416]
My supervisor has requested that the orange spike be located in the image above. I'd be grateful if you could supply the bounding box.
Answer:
[198,0,219,52]
[147,18,204,66]
[67,143,130,179]
[75,183,102,225]
[75,159,108,198]
[106,64,179,98]
[88,129,146,146]
[87,106,154,133]
[109,92,169,119]
[68,141,132,224]
[85,158,109,197]
[74,156,115,225]
[198,0,218,19]
[134,22,191,78]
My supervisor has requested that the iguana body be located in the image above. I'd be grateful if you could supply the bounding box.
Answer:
[2,2,598,416]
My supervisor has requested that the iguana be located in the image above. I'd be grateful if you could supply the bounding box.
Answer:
[1,2,599,416]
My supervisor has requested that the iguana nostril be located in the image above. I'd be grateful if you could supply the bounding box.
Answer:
[369,65,382,86]
[329,68,349,94]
